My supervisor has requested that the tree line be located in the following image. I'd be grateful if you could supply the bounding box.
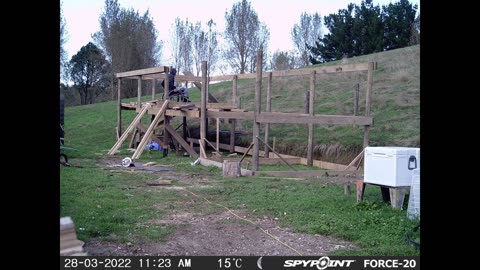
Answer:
[60,0,419,105]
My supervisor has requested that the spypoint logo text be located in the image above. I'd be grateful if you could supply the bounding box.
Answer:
[284,257,355,269]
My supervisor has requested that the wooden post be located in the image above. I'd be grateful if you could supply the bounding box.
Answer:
[182,116,187,141]
[137,76,142,108]
[252,50,263,171]
[307,70,316,166]
[216,117,220,154]
[304,90,309,114]
[151,79,156,100]
[200,61,207,158]
[116,78,122,138]
[230,75,238,153]
[363,62,374,148]
[163,69,170,153]
[163,67,169,101]
[264,72,272,157]
[353,83,359,116]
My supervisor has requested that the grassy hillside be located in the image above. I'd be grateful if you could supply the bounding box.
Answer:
[187,45,420,163]
[63,45,419,163]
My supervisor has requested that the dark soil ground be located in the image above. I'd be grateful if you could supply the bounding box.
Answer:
[83,158,357,256]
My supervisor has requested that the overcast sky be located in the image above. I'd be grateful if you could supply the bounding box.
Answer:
[63,0,420,66]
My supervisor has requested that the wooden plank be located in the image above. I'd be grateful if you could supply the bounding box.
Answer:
[137,123,166,147]
[175,75,202,81]
[252,50,263,171]
[200,62,207,147]
[132,100,169,159]
[259,170,363,178]
[307,70,316,166]
[209,74,235,81]
[223,157,301,165]
[187,138,267,157]
[257,113,373,125]
[151,78,156,100]
[165,109,200,118]
[363,62,374,148]
[267,152,350,170]
[199,158,254,176]
[117,78,122,138]
[116,66,167,78]
[216,118,220,153]
[264,72,272,157]
[164,124,199,158]
[137,77,142,108]
[206,110,255,120]
[108,103,151,155]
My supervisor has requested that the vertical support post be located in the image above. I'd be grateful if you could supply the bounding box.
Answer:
[304,91,309,114]
[216,118,220,153]
[252,50,263,171]
[353,83,359,116]
[151,79,156,100]
[137,76,142,108]
[200,61,207,158]
[183,117,187,140]
[363,62,374,148]
[163,67,169,101]
[163,68,170,153]
[116,78,122,138]
[230,75,238,153]
[307,70,316,166]
[264,72,272,157]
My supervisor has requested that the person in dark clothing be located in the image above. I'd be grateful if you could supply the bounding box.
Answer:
[161,68,190,102]
[161,68,177,92]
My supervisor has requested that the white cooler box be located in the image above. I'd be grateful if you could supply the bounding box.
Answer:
[364,147,420,187]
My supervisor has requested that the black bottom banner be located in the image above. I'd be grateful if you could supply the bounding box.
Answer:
[61,256,420,270]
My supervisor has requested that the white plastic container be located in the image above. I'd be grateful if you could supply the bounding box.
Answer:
[364,147,420,187]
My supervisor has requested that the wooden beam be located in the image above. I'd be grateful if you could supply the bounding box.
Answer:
[137,77,142,108]
[230,75,238,153]
[257,136,297,171]
[175,75,202,81]
[216,118,220,153]
[364,62,374,148]
[307,70,316,166]
[116,66,167,78]
[209,75,235,81]
[206,111,255,120]
[258,170,363,178]
[164,124,199,158]
[151,78,156,100]
[137,123,166,147]
[264,72,272,157]
[108,103,151,155]
[200,61,207,147]
[257,113,373,125]
[116,78,122,138]
[252,50,263,171]
[131,100,169,159]
[187,138,267,157]
[226,157,301,165]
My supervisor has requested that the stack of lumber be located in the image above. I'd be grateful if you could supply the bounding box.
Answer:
[60,217,86,256]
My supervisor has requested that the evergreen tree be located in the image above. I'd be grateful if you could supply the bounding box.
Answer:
[383,0,418,50]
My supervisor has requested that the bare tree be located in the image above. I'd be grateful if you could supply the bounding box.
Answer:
[224,0,270,74]
[171,17,194,74]
[291,12,322,67]
[94,0,162,98]
[193,19,219,76]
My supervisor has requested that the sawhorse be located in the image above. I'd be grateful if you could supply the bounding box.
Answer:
[356,180,409,209]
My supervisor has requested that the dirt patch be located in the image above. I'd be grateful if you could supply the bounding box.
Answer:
[83,158,357,256]
[85,210,356,256]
